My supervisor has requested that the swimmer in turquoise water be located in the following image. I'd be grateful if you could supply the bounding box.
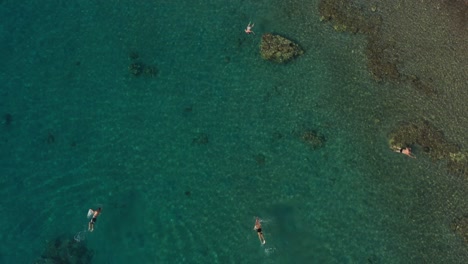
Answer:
[244,22,255,35]
[254,217,266,244]
[392,146,416,158]
[88,207,101,232]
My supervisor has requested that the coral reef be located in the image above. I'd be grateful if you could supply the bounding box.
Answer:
[388,119,459,160]
[128,52,158,77]
[319,0,399,83]
[320,0,467,176]
[260,33,304,63]
[35,235,93,264]
[192,133,209,145]
[300,129,326,150]
[406,75,437,96]
[447,150,468,178]
[254,153,266,166]
[129,62,158,77]
[3,113,12,126]
[366,34,400,82]
[46,132,55,144]
[318,0,381,35]
[388,119,467,178]
[129,62,144,76]
[318,0,435,92]
[451,215,468,245]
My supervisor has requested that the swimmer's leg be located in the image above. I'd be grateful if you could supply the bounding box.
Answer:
[257,233,263,244]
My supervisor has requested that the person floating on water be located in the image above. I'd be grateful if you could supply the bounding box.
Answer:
[393,146,416,158]
[244,22,255,35]
[254,217,266,244]
[88,207,101,232]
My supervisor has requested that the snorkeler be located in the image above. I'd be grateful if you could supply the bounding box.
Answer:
[245,22,255,35]
[254,217,266,244]
[393,146,416,158]
[88,207,102,232]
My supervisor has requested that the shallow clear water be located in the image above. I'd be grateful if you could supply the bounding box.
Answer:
[1,0,467,263]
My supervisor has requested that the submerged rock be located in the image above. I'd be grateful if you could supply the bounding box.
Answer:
[301,129,326,150]
[388,119,468,178]
[192,133,209,145]
[452,215,468,245]
[260,33,303,63]
[388,120,458,161]
[129,62,158,77]
[35,235,93,264]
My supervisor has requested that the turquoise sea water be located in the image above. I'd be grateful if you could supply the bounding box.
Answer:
[1,0,467,263]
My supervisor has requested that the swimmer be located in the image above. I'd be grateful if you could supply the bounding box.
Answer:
[393,146,416,158]
[245,22,255,35]
[88,207,101,232]
[253,217,266,244]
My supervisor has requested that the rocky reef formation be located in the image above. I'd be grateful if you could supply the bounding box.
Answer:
[128,51,158,77]
[319,0,399,83]
[300,129,326,150]
[318,0,381,35]
[388,120,457,160]
[129,62,158,77]
[388,119,467,178]
[35,235,93,264]
[3,113,12,126]
[260,33,304,63]
[448,150,468,178]
[192,132,209,145]
[452,215,468,244]
[318,0,435,94]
